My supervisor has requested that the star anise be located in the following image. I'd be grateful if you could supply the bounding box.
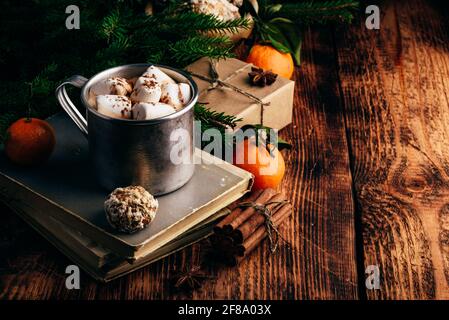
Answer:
[171,265,212,291]
[248,67,278,87]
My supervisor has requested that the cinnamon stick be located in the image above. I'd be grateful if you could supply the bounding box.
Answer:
[224,188,277,233]
[211,201,292,266]
[232,193,286,244]
[213,189,263,234]
[210,189,292,266]
[238,202,292,262]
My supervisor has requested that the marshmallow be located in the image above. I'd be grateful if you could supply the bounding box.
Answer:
[132,102,177,120]
[141,66,176,86]
[96,95,132,119]
[160,83,191,110]
[130,80,162,104]
[134,76,158,89]
[127,77,138,87]
[91,77,132,96]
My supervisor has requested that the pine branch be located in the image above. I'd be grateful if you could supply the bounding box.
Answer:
[100,9,129,43]
[131,33,169,64]
[101,8,247,66]
[169,35,235,66]
[265,0,359,24]
[0,0,362,145]
[145,12,251,35]
[159,0,191,14]
[194,103,241,133]
[194,103,241,153]
[29,63,58,97]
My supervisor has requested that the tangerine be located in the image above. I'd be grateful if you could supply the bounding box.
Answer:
[4,118,56,166]
[246,44,295,79]
[233,137,285,190]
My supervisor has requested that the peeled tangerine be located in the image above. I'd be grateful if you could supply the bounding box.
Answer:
[96,95,132,119]
[132,102,177,120]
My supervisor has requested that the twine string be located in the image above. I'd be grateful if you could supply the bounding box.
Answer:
[238,200,289,253]
[187,59,270,125]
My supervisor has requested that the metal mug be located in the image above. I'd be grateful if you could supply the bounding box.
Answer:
[55,64,198,195]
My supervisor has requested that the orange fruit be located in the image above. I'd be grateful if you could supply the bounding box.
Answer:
[233,137,285,190]
[246,44,295,79]
[4,118,56,166]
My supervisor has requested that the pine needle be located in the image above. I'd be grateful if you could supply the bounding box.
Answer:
[265,0,359,24]
[0,0,360,142]
[194,103,241,133]
[29,63,58,96]
[170,35,234,65]
[100,9,128,43]
[151,12,251,35]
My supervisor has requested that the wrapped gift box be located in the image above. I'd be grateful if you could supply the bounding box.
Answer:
[187,57,295,130]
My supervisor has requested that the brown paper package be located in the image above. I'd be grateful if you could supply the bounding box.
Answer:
[187,57,295,130]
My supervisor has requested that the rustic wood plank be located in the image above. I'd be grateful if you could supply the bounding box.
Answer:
[335,0,449,299]
[274,27,358,299]
[0,28,357,299]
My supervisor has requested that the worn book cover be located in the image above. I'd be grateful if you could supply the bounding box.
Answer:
[0,113,253,260]
[4,197,229,282]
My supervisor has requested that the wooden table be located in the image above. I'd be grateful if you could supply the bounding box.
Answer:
[1,0,449,300]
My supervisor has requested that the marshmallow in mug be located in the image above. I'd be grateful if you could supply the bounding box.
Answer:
[139,66,177,86]
[130,80,162,104]
[132,102,177,120]
[91,77,133,96]
[160,83,192,110]
[96,95,132,119]
[93,65,191,120]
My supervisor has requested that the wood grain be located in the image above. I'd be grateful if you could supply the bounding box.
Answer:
[0,28,358,299]
[10,0,449,300]
[335,0,449,299]
[278,28,358,299]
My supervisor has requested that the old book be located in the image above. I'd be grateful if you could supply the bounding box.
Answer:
[4,198,228,282]
[0,113,253,260]
[10,197,229,269]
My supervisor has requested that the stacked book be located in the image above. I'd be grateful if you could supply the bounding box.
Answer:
[0,113,253,282]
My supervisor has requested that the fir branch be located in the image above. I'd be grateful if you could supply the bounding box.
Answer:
[146,12,251,35]
[194,103,241,133]
[194,103,241,152]
[159,0,191,14]
[110,36,132,51]
[100,9,129,43]
[133,35,169,64]
[265,0,359,24]
[101,9,247,66]
[169,35,234,66]
[145,49,167,64]
[29,63,58,97]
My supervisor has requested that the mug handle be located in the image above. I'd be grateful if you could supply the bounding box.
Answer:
[55,75,89,136]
